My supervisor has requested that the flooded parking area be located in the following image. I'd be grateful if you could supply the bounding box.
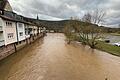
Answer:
[0,33,120,80]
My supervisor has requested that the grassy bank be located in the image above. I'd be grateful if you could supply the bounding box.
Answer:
[96,41,120,56]
[110,33,120,36]
[65,34,120,57]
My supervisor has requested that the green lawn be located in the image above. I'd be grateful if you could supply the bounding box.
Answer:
[96,41,120,56]
[110,33,120,36]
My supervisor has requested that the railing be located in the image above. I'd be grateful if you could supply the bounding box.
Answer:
[0,40,4,46]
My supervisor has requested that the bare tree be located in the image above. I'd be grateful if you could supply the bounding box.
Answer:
[64,8,106,48]
[92,9,106,24]
[64,19,76,44]
[78,9,106,48]
[82,13,92,23]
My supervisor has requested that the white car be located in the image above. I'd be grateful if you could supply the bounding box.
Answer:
[113,42,120,47]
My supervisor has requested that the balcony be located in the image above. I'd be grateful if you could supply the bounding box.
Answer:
[0,40,4,47]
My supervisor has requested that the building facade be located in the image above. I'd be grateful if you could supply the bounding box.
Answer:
[16,22,26,42]
[0,17,4,47]
[3,19,17,45]
[0,0,46,60]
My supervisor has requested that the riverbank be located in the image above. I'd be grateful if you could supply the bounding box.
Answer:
[73,40,120,57]
[110,33,120,36]
[67,33,120,57]
[96,41,120,56]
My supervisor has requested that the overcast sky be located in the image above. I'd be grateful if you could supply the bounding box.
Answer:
[8,0,120,27]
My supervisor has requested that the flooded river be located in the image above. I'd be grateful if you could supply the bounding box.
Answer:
[104,34,120,43]
[0,33,120,80]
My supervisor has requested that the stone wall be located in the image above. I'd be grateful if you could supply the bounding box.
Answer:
[0,44,15,60]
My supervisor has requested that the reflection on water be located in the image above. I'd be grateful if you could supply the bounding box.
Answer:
[0,33,120,80]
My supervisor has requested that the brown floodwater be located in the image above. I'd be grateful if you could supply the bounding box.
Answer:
[0,33,120,80]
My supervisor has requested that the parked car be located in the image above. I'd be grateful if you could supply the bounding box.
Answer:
[113,42,120,47]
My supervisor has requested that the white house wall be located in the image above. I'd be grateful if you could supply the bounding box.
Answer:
[29,25,34,35]
[3,20,17,45]
[0,33,4,40]
[17,22,26,41]
[0,18,5,46]
[34,26,38,35]
[0,18,2,27]
[0,18,3,32]
[25,24,30,38]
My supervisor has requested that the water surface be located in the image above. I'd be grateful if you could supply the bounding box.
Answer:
[0,33,120,80]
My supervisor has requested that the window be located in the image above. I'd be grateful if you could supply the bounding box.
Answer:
[7,33,14,39]
[0,10,2,14]
[6,22,12,27]
[6,22,7,26]
[18,23,22,27]
[19,32,23,36]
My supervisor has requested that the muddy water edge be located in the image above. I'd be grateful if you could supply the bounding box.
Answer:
[0,33,120,80]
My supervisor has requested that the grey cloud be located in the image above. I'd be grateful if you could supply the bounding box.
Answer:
[9,0,120,27]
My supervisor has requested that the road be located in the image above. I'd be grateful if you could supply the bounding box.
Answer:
[0,33,120,80]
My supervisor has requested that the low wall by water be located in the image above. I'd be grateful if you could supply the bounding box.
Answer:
[0,44,15,60]
[0,33,45,60]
